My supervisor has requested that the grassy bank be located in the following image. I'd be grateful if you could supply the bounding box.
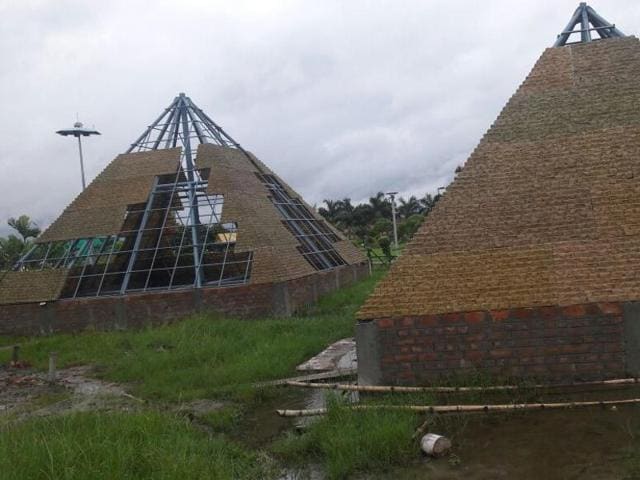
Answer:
[0,268,383,402]
[1,269,393,479]
[0,412,272,480]
[273,395,419,479]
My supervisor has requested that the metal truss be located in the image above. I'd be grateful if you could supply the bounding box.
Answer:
[128,93,240,154]
[16,93,345,298]
[256,172,346,270]
[18,168,252,297]
[554,3,625,47]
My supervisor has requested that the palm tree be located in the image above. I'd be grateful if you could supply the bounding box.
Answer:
[368,192,391,218]
[318,199,341,222]
[420,194,437,215]
[0,215,41,270]
[7,215,40,242]
[398,196,421,218]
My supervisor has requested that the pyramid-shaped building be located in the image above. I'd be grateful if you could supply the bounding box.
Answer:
[356,4,640,384]
[0,94,367,335]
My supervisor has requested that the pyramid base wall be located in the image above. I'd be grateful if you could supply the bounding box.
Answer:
[356,302,640,385]
[0,262,369,336]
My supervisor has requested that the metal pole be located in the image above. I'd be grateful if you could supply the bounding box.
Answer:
[178,95,203,287]
[390,194,399,249]
[580,5,592,43]
[120,177,159,294]
[77,136,86,190]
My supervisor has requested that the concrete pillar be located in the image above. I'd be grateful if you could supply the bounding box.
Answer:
[355,320,382,386]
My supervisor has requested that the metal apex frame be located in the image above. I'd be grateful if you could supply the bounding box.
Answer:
[554,3,625,47]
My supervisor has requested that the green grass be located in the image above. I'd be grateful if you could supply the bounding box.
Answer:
[200,405,243,433]
[273,395,418,479]
[0,411,273,480]
[0,269,393,479]
[0,269,384,402]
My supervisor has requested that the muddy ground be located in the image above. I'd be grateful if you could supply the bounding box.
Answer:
[0,364,143,420]
[3,362,640,480]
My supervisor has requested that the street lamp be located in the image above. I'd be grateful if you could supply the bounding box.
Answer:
[56,121,101,190]
[385,191,399,249]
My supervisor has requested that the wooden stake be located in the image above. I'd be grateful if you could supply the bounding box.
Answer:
[47,352,58,384]
[412,417,431,441]
[285,377,640,394]
[11,345,20,364]
[276,397,640,417]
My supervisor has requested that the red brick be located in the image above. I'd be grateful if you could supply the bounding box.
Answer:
[511,308,534,319]
[418,315,439,327]
[399,317,415,327]
[465,351,485,362]
[377,318,394,329]
[464,311,487,324]
[442,312,462,322]
[490,349,512,359]
[490,309,510,322]
[538,306,559,320]
[397,370,415,380]
[598,302,623,316]
[584,303,601,316]
[418,352,437,362]
[604,342,623,352]
[395,354,417,362]
[561,304,587,318]
[560,344,591,354]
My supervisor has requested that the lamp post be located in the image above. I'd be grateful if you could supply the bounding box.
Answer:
[56,121,101,190]
[385,191,399,249]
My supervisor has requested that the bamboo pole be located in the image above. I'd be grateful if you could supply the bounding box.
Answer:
[253,369,356,388]
[276,397,640,417]
[285,377,640,394]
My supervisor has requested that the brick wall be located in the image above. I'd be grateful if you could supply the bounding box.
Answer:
[357,301,631,384]
[0,262,369,336]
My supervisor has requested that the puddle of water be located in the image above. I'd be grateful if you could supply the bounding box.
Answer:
[368,404,639,480]
[235,388,319,449]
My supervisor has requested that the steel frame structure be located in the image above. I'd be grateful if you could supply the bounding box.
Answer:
[257,172,346,270]
[18,167,252,298]
[554,3,625,47]
[16,93,346,297]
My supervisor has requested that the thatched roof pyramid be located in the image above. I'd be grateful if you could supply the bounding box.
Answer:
[357,4,640,384]
[0,94,366,333]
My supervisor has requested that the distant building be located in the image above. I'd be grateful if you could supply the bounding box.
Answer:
[357,4,640,384]
[0,94,367,335]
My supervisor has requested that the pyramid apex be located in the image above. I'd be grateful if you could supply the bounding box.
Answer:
[127,94,239,155]
[554,3,625,47]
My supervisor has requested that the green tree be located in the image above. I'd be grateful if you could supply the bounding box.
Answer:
[378,235,392,260]
[398,196,421,218]
[0,215,40,270]
[398,214,424,241]
[368,192,391,218]
[7,215,40,242]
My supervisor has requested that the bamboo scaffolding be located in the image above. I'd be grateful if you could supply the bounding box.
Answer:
[276,397,640,417]
[285,377,640,394]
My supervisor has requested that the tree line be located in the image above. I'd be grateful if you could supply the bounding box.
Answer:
[317,191,440,251]
[0,190,441,270]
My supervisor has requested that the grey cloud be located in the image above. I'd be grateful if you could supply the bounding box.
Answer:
[1,0,639,236]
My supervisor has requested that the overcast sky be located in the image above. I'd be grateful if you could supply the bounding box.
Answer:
[1,0,639,235]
